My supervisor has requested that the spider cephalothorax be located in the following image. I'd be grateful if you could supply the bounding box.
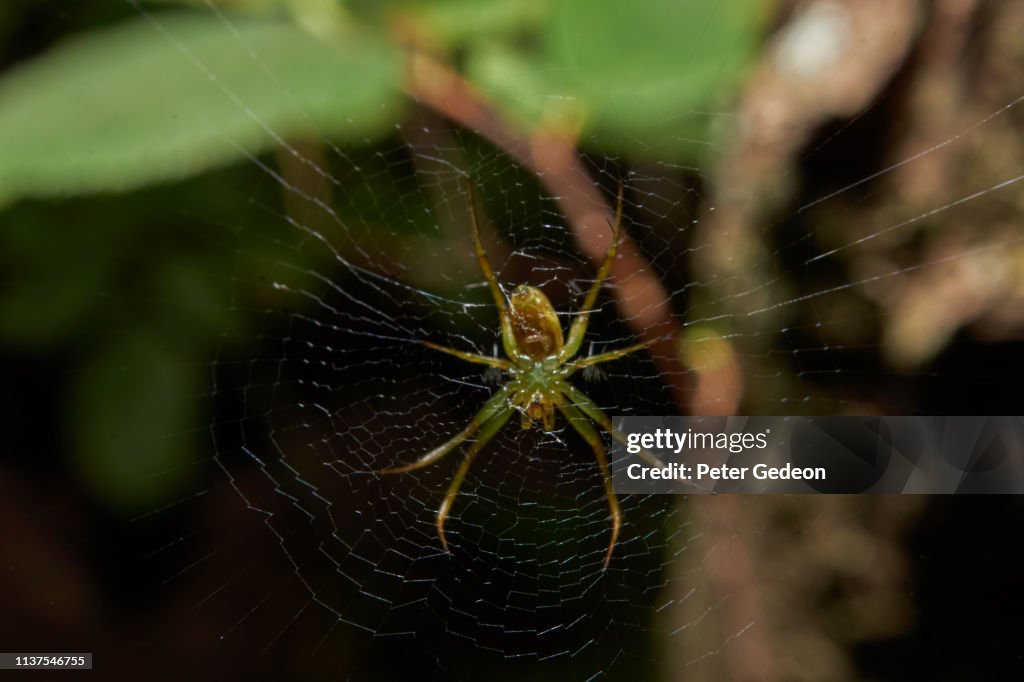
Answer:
[382,180,647,569]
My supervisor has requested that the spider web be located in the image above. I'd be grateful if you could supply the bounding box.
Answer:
[100,2,1024,680]
[208,135,699,678]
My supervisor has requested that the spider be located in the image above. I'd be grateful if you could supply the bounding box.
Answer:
[382,180,650,569]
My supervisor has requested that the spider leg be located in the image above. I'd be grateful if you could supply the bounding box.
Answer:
[379,387,509,474]
[565,340,650,372]
[465,180,523,360]
[556,381,612,426]
[436,405,513,553]
[557,381,660,468]
[558,381,714,494]
[555,396,621,570]
[420,340,511,369]
[559,180,624,363]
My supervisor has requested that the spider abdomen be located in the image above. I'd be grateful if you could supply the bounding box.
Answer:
[509,285,564,360]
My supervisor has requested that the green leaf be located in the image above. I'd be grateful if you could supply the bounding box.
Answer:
[469,0,763,161]
[0,11,400,206]
[398,0,547,51]
[548,0,761,119]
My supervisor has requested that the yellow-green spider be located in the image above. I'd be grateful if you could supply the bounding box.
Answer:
[383,180,649,569]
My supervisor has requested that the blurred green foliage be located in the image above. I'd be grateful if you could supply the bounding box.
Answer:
[0,10,399,205]
[468,0,762,156]
[0,1,761,510]
[70,331,201,509]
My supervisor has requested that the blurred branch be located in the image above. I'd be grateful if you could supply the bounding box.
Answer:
[695,497,774,682]
[695,0,919,410]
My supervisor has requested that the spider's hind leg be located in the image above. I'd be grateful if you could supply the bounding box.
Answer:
[464,180,521,360]
[559,180,625,363]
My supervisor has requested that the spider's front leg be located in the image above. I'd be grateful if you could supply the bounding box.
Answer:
[558,380,668,470]
[379,385,513,555]
[434,405,512,552]
[559,381,715,494]
[555,396,621,570]
[380,386,509,474]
